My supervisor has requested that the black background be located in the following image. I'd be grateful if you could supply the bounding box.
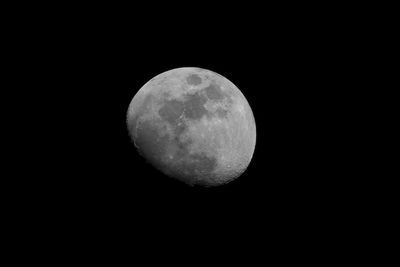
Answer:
[18,4,374,260]
[64,25,349,234]
[73,25,347,203]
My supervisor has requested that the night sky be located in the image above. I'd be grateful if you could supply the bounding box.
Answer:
[65,26,350,227]
[29,8,364,258]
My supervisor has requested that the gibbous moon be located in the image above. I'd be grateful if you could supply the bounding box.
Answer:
[127,67,256,186]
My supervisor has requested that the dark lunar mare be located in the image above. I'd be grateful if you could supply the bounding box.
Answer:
[183,92,209,120]
[186,74,202,85]
[203,83,232,119]
[156,91,219,182]
[203,83,225,101]
[158,99,186,136]
[134,120,170,165]
[158,90,210,129]
[177,153,217,174]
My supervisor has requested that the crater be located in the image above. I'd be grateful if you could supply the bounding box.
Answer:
[186,73,202,85]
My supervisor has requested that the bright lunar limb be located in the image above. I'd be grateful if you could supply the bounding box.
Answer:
[127,67,256,186]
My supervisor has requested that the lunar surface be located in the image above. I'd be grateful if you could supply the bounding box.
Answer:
[127,67,256,186]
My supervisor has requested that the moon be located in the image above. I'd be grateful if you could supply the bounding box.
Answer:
[127,67,256,186]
